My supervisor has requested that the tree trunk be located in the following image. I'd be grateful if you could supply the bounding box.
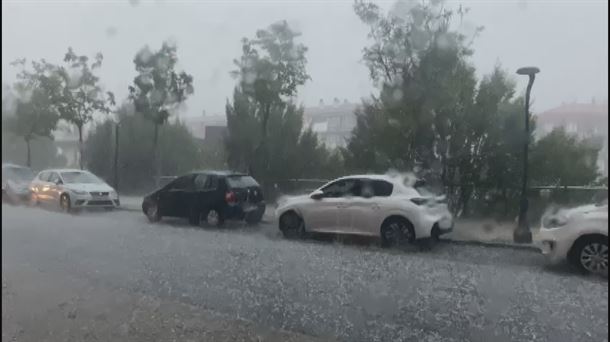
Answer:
[153,123,160,188]
[250,102,271,178]
[25,138,31,168]
[77,125,84,170]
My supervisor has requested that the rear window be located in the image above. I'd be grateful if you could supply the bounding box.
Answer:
[372,180,393,197]
[226,175,259,188]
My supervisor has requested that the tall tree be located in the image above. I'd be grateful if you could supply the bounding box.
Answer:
[530,127,600,186]
[230,20,309,175]
[4,59,63,167]
[128,41,194,186]
[58,47,114,169]
[85,104,202,193]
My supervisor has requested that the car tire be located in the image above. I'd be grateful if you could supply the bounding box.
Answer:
[380,217,415,248]
[201,208,224,228]
[279,211,305,239]
[59,194,72,213]
[570,235,608,275]
[145,202,161,223]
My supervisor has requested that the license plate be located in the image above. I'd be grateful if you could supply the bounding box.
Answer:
[244,205,257,212]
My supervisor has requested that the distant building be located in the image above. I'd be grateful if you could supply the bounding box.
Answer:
[303,98,359,149]
[181,99,360,150]
[181,115,227,145]
[535,100,609,177]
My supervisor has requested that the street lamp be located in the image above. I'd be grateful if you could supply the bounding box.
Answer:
[513,66,540,243]
[112,113,121,193]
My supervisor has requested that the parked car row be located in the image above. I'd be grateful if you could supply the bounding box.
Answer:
[3,163,607,275]
[2,163,120,212]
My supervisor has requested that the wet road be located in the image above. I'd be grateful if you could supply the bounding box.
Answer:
[2,205,608,342]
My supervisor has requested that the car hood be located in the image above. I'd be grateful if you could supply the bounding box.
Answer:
[277,194,310,208]
[6,180,31,193]
[64,183,114,193]
[560,203,606,217]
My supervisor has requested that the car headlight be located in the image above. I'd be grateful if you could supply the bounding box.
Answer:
[71,189,88,195]
[110,190,118,198]
[542,215,568,229]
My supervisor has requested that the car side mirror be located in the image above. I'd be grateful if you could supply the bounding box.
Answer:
[310,190,324,200]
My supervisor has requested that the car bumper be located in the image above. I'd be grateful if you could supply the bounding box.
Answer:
[4,190,31,203]
[225,202,265,220]
[71,195,120,208]
[536,227,570,264]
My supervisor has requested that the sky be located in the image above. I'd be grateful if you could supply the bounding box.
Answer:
[2,0,608,118]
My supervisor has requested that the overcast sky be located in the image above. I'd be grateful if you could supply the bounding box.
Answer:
[2,0,608,117]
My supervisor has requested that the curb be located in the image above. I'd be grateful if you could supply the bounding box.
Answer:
[118,206,141,212]
[438,237,540,252]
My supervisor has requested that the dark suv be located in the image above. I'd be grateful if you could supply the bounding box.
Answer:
[141,171,265,226]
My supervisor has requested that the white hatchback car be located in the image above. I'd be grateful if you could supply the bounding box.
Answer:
[538,200,608,275]
[275,175,453,246]
[30,169,120,212]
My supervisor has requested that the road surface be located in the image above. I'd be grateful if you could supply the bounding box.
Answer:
[2,205,608,342]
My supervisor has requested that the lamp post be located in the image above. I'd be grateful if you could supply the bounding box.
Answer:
[513,66,540,243]
[112,114,121,193]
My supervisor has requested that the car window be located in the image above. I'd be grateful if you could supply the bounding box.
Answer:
[361,179,393,197]
[37,171,51,182]
[321,179,360,198]
[61,171,102,184]
[48,172,61,184]
[226,175,259,188]
[168,175,193,190]
[194,174,209,190]
[205,176,219,190]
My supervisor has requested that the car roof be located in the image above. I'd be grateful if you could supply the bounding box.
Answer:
[189,170,249,177]
[2,163,30,169]
[337,174,396,182]
[37,168,90,174]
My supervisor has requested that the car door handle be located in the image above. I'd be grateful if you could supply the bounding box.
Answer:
[336,204,348,209]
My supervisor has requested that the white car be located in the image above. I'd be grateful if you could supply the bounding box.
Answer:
[275,174,453,246]
[537,200,608,275]
[29,169,119,212]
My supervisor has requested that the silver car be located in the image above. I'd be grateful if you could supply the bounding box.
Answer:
[2,163,35,205]
[30,169,120,212]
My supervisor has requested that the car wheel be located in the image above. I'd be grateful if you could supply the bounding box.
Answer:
[571,236,608,275]
[279,211,305,239]
[201,209,224,227]
[145,203,161,223]
[59,194,72,213]
[380,217,415,248]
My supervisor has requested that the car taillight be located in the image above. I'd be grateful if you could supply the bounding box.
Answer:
[225,191,237,204]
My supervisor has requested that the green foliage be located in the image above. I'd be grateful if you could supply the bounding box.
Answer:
[530,127,600,186]
[84,105,204,194]
[128,41,194,185]
[4,59,63,167]
[230,21,310,175]
[2,130,67,170]
[226,23,341,197]
[346,1,544,218]
[55,48,114,169]
[128,41,194,125]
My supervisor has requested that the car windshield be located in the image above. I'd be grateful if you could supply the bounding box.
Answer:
[60,171,103,184]
[226,175,259,188]
[3,166,34,182]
